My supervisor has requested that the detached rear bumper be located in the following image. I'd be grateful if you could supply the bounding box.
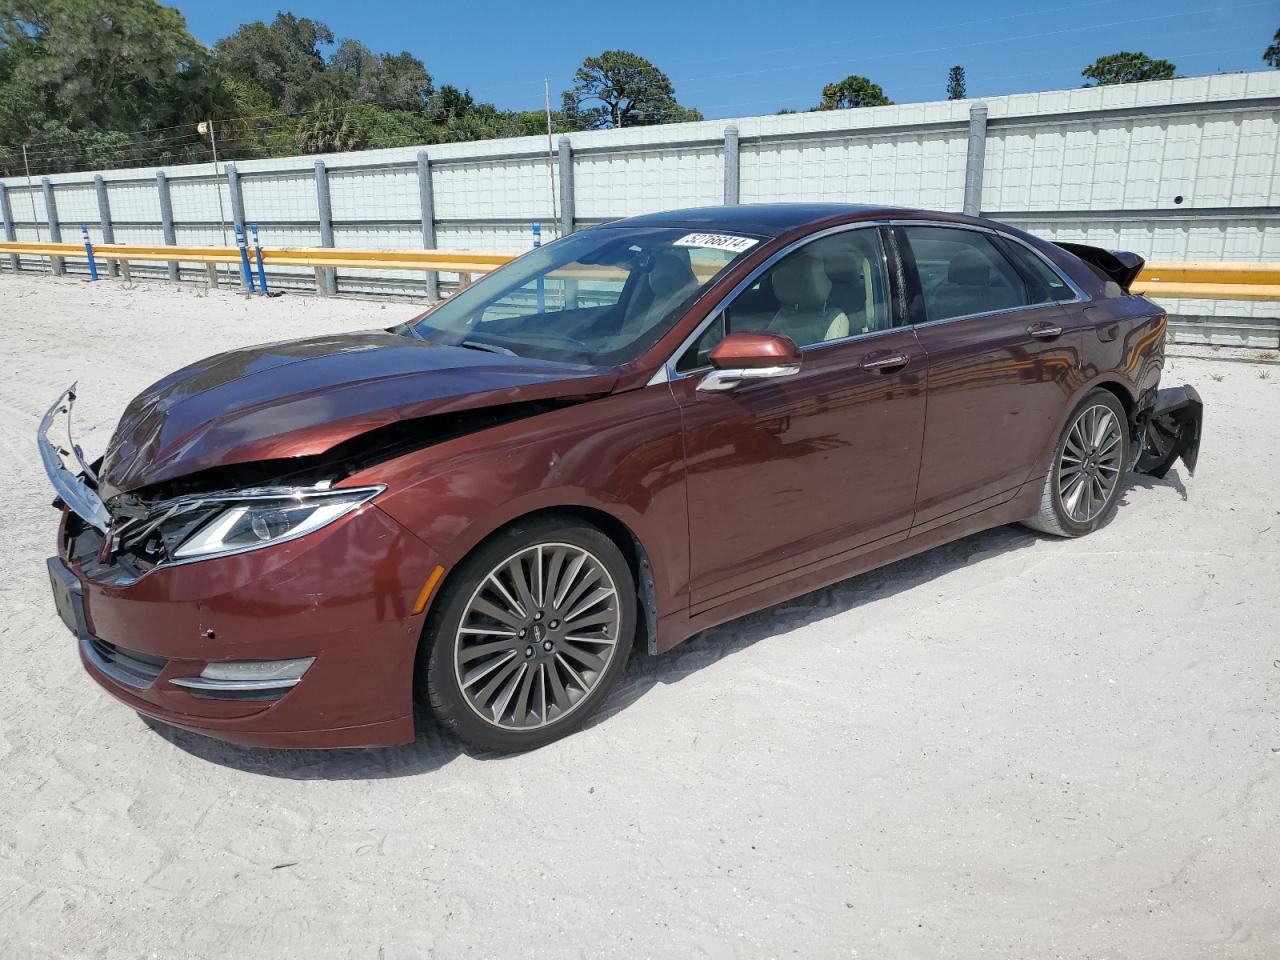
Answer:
[1136,385,1203,479]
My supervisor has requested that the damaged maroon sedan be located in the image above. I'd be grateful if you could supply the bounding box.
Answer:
[41,205,1202,752]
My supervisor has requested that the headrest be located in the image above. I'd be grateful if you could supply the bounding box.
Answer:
[647,248,696,297]
[948,249,990,286]
[823,249,864,286]
[771,252,832,309]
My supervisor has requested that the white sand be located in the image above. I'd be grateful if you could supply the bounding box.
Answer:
[2,273,1278,959]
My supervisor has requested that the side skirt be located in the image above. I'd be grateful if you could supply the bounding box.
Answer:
[653,479,1043,653]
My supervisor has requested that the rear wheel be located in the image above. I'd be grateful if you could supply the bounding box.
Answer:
[419,515,636,752]
[1023,389,1129,538]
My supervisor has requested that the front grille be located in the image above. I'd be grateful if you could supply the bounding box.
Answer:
[84,637,168,689]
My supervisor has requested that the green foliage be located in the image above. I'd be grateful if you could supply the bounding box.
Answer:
[0,0,223,164]
[325,41,432,112]
[1264,28,1280,68]
[212,13,332,114]
[0,10,691,174]
[817,75,892,110]
[947,66,966,100]
[1081,51,1176,86]
[562,50,702,129]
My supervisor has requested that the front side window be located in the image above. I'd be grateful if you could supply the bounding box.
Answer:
[404,227,755,365]
[902,226,1035,323]
[677,228,891,371]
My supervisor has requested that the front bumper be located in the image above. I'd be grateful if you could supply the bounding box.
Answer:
[39,385,443,748]
[48,501,438,748]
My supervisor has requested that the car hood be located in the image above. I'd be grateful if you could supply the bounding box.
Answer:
[97,329,617,500]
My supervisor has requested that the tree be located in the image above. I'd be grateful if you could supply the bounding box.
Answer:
[817,75,892,110]
[561,50,701,129]
[1264,28,1280,68]
[947,66,966,100]
[1081,51,1175,86]
[327,41,432,113]
[213,12,333,114]
[0,0,221,137]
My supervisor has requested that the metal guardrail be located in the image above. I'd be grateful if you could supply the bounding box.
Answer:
[2,240,1279,302]
[1134,261,1280,302]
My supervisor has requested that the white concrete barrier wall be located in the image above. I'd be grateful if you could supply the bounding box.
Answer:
[2,71,1277,340]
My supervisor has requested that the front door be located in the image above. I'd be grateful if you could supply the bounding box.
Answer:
[669,226,927,611]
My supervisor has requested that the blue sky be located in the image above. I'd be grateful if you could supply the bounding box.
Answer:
[172,0,1278,118]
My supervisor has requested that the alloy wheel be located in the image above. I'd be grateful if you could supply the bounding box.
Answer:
[1057,403,1124,523]
[453,542,622,731]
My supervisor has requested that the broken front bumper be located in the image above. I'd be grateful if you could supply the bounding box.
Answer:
[1136,385,1203,479]
[38,384,111,532]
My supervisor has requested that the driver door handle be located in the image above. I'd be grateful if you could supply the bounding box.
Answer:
[1027,321,1063,340]
[861,351,910,373]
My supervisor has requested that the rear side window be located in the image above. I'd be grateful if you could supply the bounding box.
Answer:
[902,226,1031,323]
[993,236,1077,304]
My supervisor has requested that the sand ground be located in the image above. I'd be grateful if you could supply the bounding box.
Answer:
[1,273,1277,960]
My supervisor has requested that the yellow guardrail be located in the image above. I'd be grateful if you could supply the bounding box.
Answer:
[1132,260,1280,302]
[1,241,1278,301]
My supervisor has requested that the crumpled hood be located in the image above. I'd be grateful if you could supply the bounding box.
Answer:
[98,329,617,500]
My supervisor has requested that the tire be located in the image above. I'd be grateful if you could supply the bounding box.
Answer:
[1023,389,1130,538]
[418,515,636,752]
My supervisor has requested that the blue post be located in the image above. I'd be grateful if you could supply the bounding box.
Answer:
[251,223,268,295]
[533,221,544,314]
[235,224,256,295]
[80,225,99,281]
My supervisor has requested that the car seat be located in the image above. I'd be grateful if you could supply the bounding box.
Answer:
[766,251,849,345]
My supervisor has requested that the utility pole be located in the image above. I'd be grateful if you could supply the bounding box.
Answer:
[200,119,229,246]
[22,144,40,242]
[544,79,559,228]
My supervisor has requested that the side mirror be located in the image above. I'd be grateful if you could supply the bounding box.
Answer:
[698,332,802,393]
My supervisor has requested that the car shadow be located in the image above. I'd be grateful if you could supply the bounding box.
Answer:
[149,522,1043,780]
[1123,465,1189,502]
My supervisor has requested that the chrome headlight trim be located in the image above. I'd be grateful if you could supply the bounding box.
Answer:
[127,484,386,568]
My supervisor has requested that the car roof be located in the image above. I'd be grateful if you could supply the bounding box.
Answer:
[598,203,923,237]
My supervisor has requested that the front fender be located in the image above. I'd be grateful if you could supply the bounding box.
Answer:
[356,386,690,626]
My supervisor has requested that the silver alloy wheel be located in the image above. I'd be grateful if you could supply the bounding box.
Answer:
[1058,403,1124,523]
[453,542,622,731]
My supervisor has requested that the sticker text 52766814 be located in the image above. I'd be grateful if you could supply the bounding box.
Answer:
[673,233,760,254]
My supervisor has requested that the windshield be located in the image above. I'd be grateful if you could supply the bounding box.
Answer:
[403,226,762,365]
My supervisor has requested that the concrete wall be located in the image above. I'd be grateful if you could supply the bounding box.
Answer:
[2,71,1277,343]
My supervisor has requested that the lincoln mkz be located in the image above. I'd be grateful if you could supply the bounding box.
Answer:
[41,204,1203,751]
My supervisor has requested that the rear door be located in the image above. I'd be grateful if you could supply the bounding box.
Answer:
[896,224,1086,531]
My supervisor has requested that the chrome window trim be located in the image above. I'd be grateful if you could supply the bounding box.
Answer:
[649,221,891,386]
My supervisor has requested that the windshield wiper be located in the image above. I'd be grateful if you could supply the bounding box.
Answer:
[461,340,519,357]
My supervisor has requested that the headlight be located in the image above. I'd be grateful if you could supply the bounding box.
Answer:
[125,486,384,565]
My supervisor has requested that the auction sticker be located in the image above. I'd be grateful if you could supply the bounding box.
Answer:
[673,233,760,254]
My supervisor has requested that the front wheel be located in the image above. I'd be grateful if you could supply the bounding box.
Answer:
[418,515,636,752]
[1023,389,1130,538]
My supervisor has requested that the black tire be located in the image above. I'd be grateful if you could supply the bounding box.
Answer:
[1023,389,1130,538]
[418,514,636,752]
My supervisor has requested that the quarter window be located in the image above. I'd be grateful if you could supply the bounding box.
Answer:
[993,235,1077,304]
[902,226,1035,323]
[677,228,891,371]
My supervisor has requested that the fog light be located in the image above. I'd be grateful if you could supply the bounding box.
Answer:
[200,657,314,682]
[170,657,315,694]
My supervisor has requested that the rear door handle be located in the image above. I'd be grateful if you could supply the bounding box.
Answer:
[861,351,910,373]
[1027,322,1063,340]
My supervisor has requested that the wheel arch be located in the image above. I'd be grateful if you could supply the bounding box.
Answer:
[423,504,662,657]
